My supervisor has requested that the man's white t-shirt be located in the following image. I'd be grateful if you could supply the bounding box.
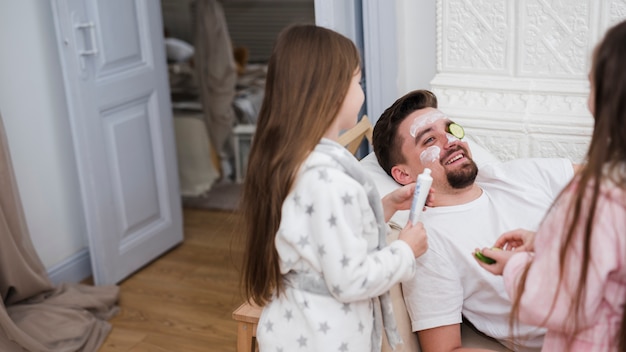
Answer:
[402,158,574,350]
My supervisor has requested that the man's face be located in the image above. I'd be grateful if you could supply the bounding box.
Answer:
[392,108,478,190]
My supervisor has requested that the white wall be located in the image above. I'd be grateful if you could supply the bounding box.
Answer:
[396,0,436,95]
[0,1,87,272]
[315,0,437,123]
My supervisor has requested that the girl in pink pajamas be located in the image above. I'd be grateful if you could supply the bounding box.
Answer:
[475,19,626,351]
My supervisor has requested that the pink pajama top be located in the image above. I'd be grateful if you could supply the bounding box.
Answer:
[503,173,626,351]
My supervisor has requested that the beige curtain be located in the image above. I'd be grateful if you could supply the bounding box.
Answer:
[0,115,119,351]
[193,0,238,163]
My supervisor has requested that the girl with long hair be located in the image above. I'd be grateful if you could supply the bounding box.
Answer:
[240,24,428,351]
[475,19,626,351]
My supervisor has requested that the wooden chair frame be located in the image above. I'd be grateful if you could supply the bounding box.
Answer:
[338,115,374,156]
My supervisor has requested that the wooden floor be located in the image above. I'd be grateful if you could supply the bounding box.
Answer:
[99,208,246,352]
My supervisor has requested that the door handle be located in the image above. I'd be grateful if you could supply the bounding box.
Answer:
[74,21,98,71]
[75,21,98,56]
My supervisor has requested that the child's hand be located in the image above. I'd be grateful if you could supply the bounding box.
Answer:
[382,184,436,222]
[494,229,536,252]
[398,221,428,258]
[385,183,414,210]
[472,247,515,275]
[382,183,415,222]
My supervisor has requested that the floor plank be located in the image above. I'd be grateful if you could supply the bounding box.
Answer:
[100,209,245,352]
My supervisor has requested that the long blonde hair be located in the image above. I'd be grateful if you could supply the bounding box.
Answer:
[241,24,361,306]
[511,20,626,350]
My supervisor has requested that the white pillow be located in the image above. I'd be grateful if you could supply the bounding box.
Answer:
[361,136,499,226]
[165,37,195,63]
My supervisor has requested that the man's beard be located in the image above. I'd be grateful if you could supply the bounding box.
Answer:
[445,159,478,189]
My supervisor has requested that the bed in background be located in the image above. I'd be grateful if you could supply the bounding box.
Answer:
[167,51,266,197]
[161,0,314,196]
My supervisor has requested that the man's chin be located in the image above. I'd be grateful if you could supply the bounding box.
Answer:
[446,162,478,189]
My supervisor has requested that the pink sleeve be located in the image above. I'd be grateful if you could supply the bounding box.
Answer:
[502,251,532,299]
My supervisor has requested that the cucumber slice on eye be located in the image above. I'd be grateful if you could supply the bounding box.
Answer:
[448,123,465,139]
[474,251,496,264]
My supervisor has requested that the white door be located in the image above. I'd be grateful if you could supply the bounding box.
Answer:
[52,0,183,285]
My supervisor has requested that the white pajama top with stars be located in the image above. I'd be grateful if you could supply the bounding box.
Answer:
[256,140,416,352]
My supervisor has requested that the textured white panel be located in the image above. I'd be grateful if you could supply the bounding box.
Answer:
[529,134,592,162]
[463,131,527,161]
[603,0,626,30]
[432,0,625,162]
[440,0,512,74]
[519,0,594,77]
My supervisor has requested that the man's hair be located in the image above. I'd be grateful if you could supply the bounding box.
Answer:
[372,90,438,176]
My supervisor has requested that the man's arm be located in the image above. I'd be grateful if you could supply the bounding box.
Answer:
[417,324,497,352]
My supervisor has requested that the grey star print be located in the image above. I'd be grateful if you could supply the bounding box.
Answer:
[328,214,337,227]
[318,169,329,182]
[297,235,309,248]
[341,302,351,314]
[332,285,342,296]
[297,335,307,347]
[293,193,301,207]
[340,255,350,268]
[284,309,293,321]
[318,245,326,257]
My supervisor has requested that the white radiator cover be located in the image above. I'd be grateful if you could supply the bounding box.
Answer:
[431,0,626,163]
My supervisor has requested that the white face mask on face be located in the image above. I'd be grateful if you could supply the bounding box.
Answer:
[409,110,447,138]
[411,110,462,166]
[420,146,441,165]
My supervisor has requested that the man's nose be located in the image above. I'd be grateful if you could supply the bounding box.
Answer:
[443,134,458,149]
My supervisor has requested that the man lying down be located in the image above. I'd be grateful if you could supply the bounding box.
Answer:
[364,90,579,352]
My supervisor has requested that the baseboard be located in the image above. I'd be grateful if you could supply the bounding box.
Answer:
[47,248,92,285]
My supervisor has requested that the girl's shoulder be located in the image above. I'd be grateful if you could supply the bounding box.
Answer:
[566,166,626,209]
[294,151,363,193]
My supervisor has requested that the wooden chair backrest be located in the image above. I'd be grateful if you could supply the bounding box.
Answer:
[337,115,373,157]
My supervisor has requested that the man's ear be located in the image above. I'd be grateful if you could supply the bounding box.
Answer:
[390,165,413,185]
